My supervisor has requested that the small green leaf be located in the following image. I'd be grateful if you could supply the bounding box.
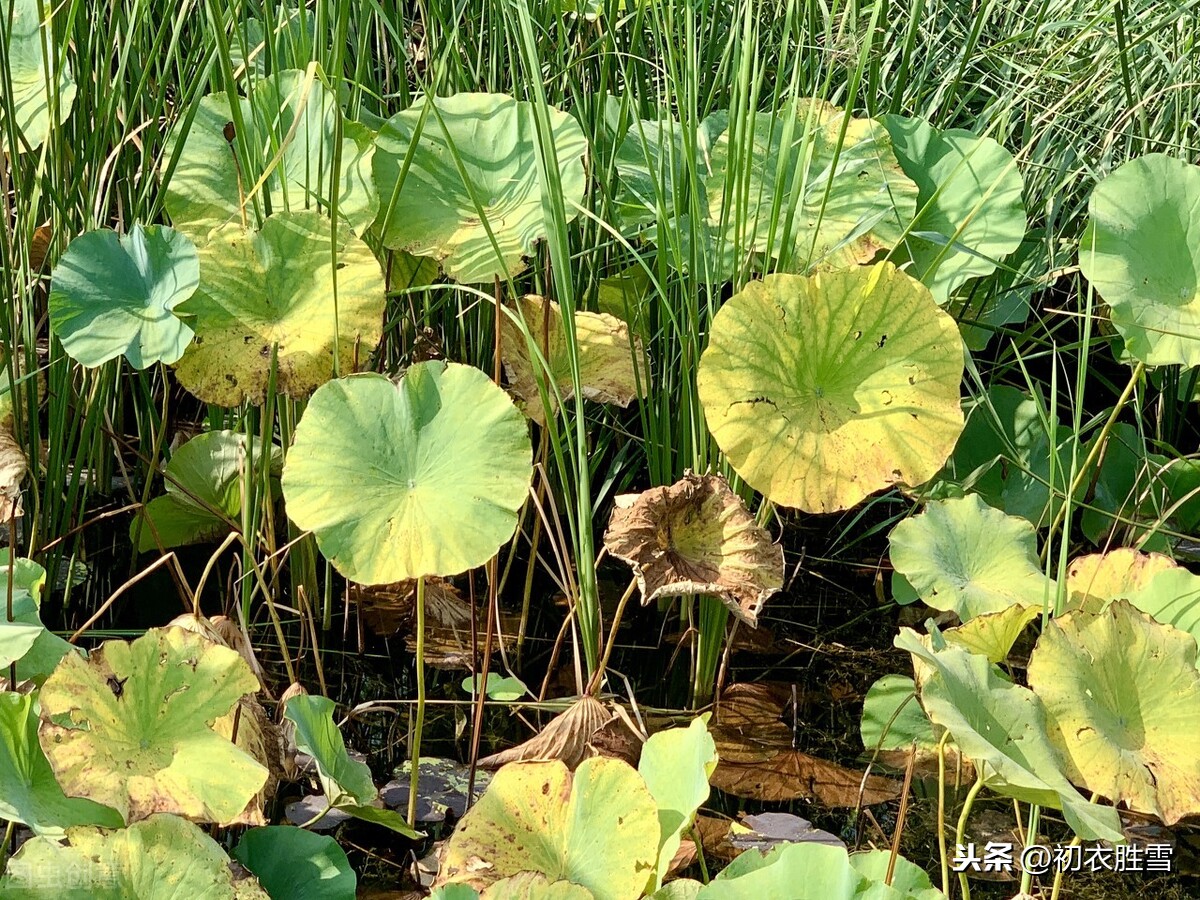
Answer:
[462,673,528,701]
[233,826,356,900]
[284,695,375,805]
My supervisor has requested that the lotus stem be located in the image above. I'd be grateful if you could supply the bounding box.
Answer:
[954,771,986,900]
[936,732,951,895]
[586,575,639,696]
[408,574,427,829]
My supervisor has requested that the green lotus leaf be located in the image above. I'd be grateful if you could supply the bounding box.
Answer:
[938,384,1078,527]
[0,814,268,899]
[0,691,123,836]
[174,211,386,406]
[281,363,532,583]
[431,887,484,900]
[435,757,659,900]
[895,629,1124,842]
[596,266,651,341]
[1079,154,1200,366]
[881,116,1026,304]
[483,874,595,899]
[132,431,282,553]
[463,673,528,701]
[849,850,945,900]
[163,69,376,239]
[1080,422,1200,548]
[0,0,75,154]
[37,626,267,824]
[696,843,868,899]
[284,695,376,805]
[860,674,936,753]
[943,603,1041,664]
[697,263,965,512]
[233,826,356,900]
[706,100,917,273]
[1028,600,1200,824]
[1065,551,1200,649]
[48,225,198,368]
[229,12,317,80]
[0,553,72,684]
[373,92,588,284]
[888,495,1053,620]
[639,717,718,892]
[500,294,650,426]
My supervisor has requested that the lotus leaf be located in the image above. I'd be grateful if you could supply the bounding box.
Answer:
[706,101,917,273]
[727,812,844,852]
[133,430,281,553]
[281,363,532,583]
[695,843,868,899]
[478,695,614,770]
[0,691,122,836]
[463,672,528,701]
[603,473,782,625]
[381,757,492,823]
[894,629,1124,842]
[1028,600,1200,824]
[0,553,72,682]
[374,93,588,283]
[283,694,421,837]
[0,0,75,154]
[943,603,1041,663]
[48,224,198,368]
[500,295,649,426]
[37,626,267,824]
[849,850,945,900]
[939,384,1077,526]
[1078,154,1200,366]
[483,874,595,899]
[860,674,936,753]
[163,69,376,238]
[881,116,1026,304]
[639,717,718,891]
[435,757,659,900]
[229,12,318,80]
[951,232,1044,349]
[0,814,268,899]
[698,264,964,512]
[1066,548,1178,609]
[888,494,1052,620]
[233,826,356,900]
[174,211,385,405]
[0,423,25,523]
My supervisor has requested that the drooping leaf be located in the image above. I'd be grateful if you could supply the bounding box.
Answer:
[1028,600,1200,825]
[37,626,267,824]
[48,225,198,368]
[1078,154,1200,366]
[0,814,268,899]
[374,93,588,283]
[284,695,375,805]
[233,826,356,900]
[174,211,386,406]
[881,116,1026,304]
[0,0,76,154]
[163,69,376,239]
[281,363,532,583]
[603,473,784,625]
[0,691,123,836]
[888,494,1053,620]
[132,431,282,553]
[697,263,965,512]
[639,717,718,892]
[500,295,649,426]
[0,553,73,683]
[860,674,936,753]
[435,757,660,900]
[894,629,1124,842]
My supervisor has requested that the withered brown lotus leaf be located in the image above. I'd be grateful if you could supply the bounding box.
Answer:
[603,472,784,626]
[478,696,612,770]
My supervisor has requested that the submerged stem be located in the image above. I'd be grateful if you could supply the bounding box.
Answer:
[408,574,427,829]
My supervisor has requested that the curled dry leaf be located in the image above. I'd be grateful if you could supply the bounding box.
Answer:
[500,294,649,426]
[0,426,27,522]
[478,695,612,770]
[709,682,900,806]
[212,694,282,826]
[603,472,784,626]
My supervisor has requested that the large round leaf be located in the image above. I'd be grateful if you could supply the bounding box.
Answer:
[163,69,376,239]
[281,363,532,583]
[888,494,1052,620]
[0,0,76,154]
[37,626,267,824]
[233,826,355,900]
[1079,154,1200,366]
[173,211,385,406]
[0,814,268,899]
[881,116,1026,304]
[697,263,965,512]
[49,225,198,369]
[0,691,123,836]
[1028,600,1200,824]
[706,101,917,273]
[435,757,659,900]
[373,93,588,283]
